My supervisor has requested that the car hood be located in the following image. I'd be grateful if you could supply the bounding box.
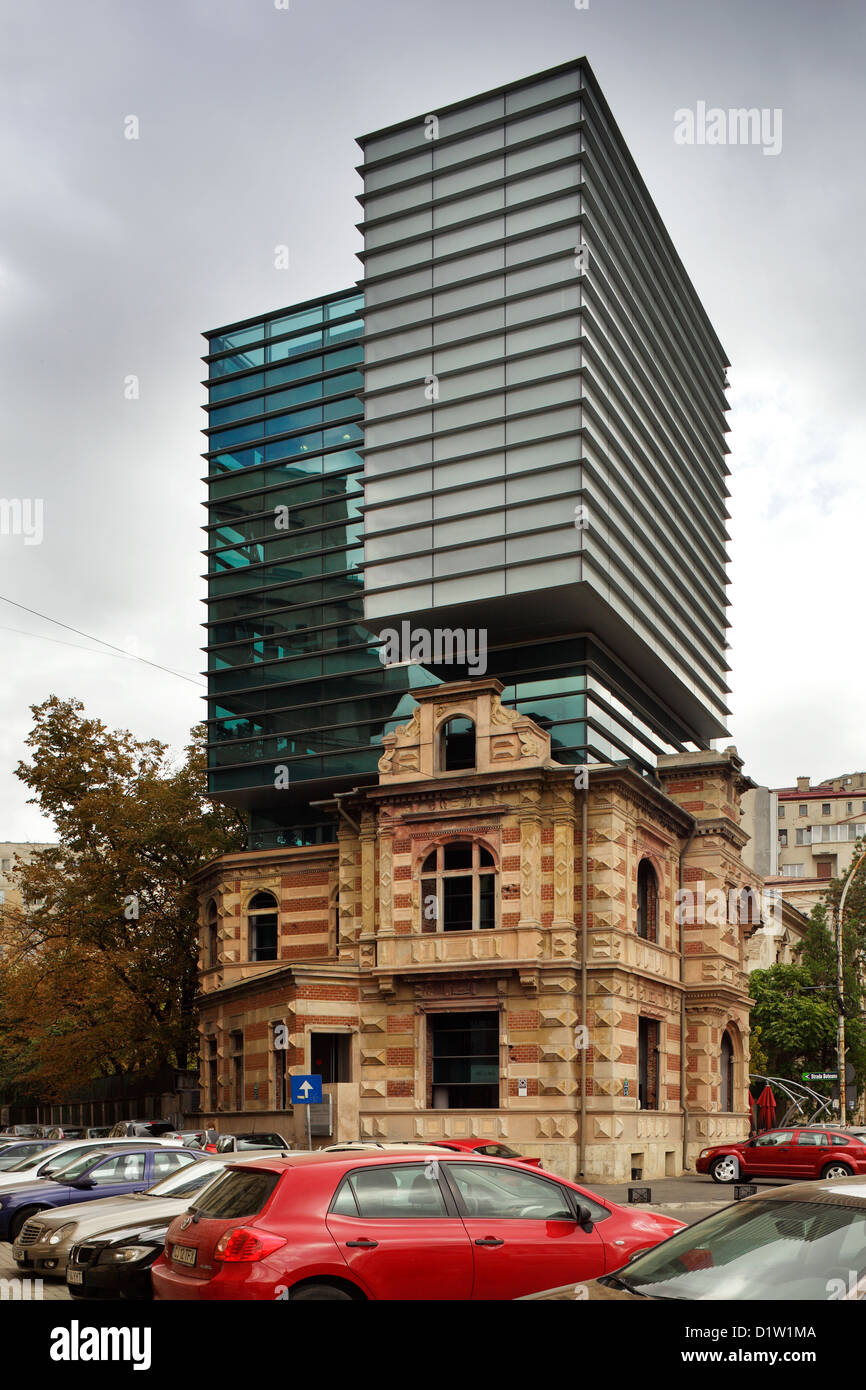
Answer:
[32,1194,188,1238]
[520,1278,645,1301]
[0,1170,61,1190]
[85,1214,175,1248]
[0,1178,70,1202]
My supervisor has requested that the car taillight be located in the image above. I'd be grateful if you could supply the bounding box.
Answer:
[214,1227,287,1263]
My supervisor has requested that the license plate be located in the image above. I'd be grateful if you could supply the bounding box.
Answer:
[172,1245,197,1267]
[67,1269,83,1285]
[12,1246,28,1263]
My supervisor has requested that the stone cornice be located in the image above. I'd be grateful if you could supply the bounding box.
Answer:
[690,817,750,850]
[197,961,360,1009]
[192,841,339,885]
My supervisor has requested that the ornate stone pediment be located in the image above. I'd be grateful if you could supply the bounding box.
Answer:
[377,678,555,784]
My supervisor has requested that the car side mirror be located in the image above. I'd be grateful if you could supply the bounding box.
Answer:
[70,1178,95,1190]
[575,1202,594,1231]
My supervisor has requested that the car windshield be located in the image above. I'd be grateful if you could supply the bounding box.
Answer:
[49,1151,109,1180]
[611,1196,866,1300]
[7,1147,68,1173]
[144,1162,222,1198]
[0,1144,46,1168]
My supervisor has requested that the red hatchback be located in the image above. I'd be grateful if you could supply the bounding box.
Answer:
[697,1127,866,1184]
[152,1151,684,1301]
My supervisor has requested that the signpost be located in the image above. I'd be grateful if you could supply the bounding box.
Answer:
[802,1071,838,1083]
[291,1074,323,1151]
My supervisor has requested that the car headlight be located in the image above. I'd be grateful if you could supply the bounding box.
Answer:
[100,1245,154,1264]
[48,1223,76,1245]
[699,1149,712,1157]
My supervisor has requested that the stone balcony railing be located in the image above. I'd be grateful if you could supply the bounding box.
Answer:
[373,925,549,974]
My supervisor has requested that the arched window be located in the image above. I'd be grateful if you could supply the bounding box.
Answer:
[720,1030,735,1112]
[636,859,658,943]
[420,842,497,932]
[205,899,219,969]
[248,891,279,962]
[440,718,476,772]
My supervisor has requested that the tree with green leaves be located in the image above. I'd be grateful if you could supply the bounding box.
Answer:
[749,859,866,1109]
[0,696,245,1101]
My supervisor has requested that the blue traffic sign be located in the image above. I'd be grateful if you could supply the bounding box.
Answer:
[291,1074,323,1105]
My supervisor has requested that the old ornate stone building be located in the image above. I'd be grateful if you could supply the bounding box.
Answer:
[195,679,768,1181]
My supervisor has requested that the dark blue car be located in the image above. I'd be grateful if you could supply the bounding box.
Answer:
[0,1147,200,1241]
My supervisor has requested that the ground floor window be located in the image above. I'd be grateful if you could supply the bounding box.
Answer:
[428,1011,499,1109]
[311,1031,351,1083]
[721,1030,735,1111]
[638,1017,659,1110]
[273,1028,288,1110]
[230,1031,244,1112]
[206,1035,218,1111]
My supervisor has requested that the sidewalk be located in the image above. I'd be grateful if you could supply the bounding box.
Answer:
[583,1172,789,1225]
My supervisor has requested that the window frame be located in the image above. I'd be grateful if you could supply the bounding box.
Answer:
[328,1162,460,1220]
[247,890,279,962]
[419,841,498,933]
[439,1161,582,1223]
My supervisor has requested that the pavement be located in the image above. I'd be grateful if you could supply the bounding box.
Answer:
[0,1241,70,1299]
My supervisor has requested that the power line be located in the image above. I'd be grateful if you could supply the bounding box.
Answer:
[0,595,206,687]
[0,623,148,660]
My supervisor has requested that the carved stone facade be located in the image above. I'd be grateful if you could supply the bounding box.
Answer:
[195,681,768,1181]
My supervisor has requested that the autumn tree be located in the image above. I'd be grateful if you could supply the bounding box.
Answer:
[0,696,245,1101]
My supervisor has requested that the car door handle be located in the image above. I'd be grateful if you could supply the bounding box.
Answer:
[474,1237,504,1247]
[345,1239,378,1248]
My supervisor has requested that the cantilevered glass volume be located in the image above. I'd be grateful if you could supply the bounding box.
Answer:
[202,289,439,849]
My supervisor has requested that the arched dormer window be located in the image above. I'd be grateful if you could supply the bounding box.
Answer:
[205,898,219,969]
[420,842,497,932]
[439,717,476,772]
[248,891,279,962]
[636,859,658,943]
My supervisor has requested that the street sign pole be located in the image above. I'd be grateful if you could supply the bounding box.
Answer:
[290,1074,323,1152]
[835,899,847,1116]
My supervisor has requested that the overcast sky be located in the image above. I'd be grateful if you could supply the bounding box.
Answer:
[1,0,863,841]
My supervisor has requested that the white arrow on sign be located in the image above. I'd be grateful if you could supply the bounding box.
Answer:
[298,1080,314,1098]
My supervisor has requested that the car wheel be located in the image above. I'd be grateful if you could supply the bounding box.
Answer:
[709,1155,739,1184]
[289,1282,357,1301]
[822,1163,853,1179]
[9,1206,46,1241]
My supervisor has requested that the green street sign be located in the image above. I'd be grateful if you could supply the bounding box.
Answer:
[803,1071,838,1082]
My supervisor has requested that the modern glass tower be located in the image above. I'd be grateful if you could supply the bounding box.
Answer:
[357,56,730,757]
[203,59,731,846]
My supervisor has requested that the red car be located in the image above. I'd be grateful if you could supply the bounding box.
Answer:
[423,1139,542,1167]
[697,1127,866,1184]
[152,1151,684,1301]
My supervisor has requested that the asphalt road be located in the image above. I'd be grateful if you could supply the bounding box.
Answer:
[584,1172,791,1227]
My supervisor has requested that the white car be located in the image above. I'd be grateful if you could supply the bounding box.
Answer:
[0,1138,183,1192]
